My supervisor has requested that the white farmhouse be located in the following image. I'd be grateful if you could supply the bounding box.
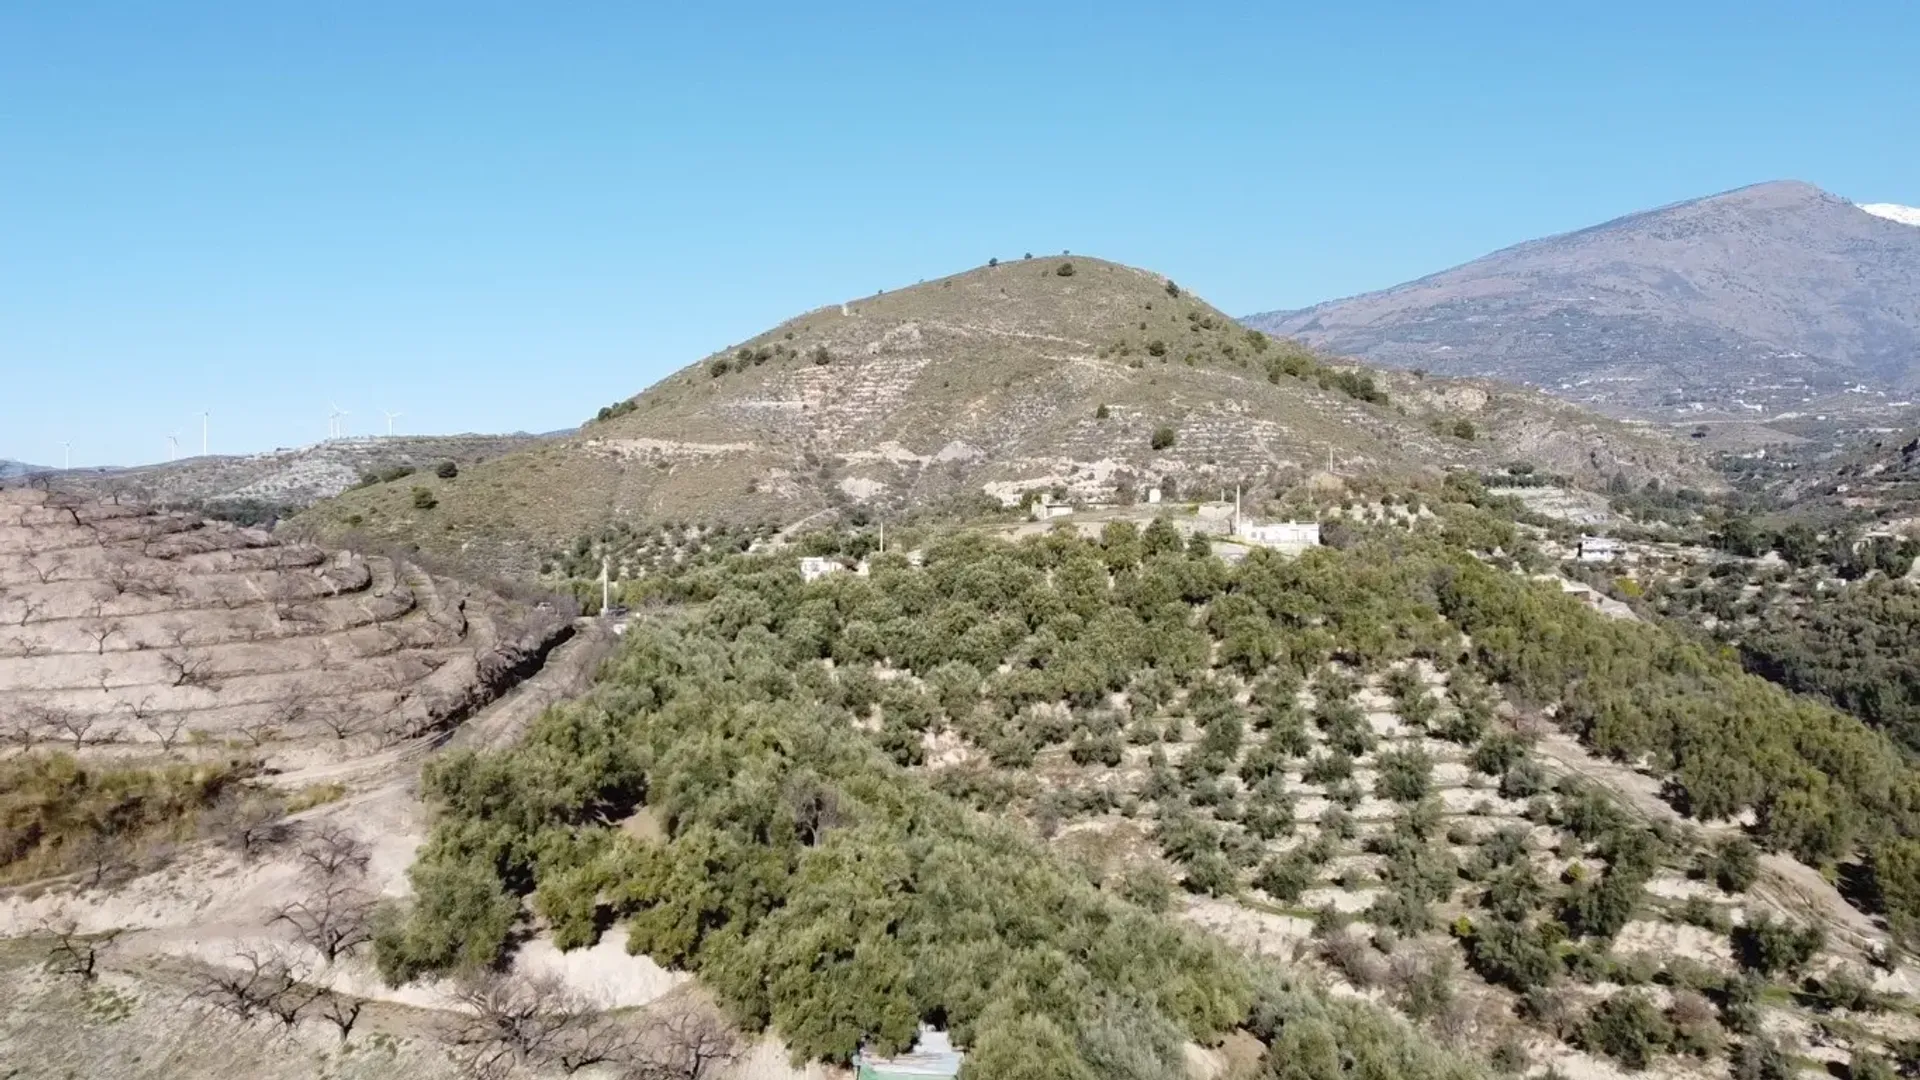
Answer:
[1576,536,1622,563]
[799,556,846,583]
[1239,521,1321,551]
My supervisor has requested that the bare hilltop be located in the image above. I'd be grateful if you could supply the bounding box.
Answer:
[297,256,1709,575]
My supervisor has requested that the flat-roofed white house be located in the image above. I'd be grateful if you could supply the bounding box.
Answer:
[799,556,846,583]
[1240,521,1321,551]
[1577,536,1623,563]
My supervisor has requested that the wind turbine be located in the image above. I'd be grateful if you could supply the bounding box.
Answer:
[201,411,210,456]
[382,410,403,437]
[166,432,180,461]
[62,442,71,470]
[328,402,347,440]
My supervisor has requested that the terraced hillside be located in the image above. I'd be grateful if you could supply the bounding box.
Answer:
[0,485,569,761]
[297,257,1712,577]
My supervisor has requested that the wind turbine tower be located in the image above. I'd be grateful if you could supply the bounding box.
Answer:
[62,442,71,470]
[166,433,179,461]
[201,411,210,456]
[383,410,402,437]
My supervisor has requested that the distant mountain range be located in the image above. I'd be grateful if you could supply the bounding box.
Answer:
[0,459,48,479]
[1246,181,1920,420]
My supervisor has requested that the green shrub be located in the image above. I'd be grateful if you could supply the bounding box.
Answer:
[410,486,437,510]
[1579,991,1673,1069]
[435,460,459,480]
[1373,746,1434,803]
[1150,426,1176,451]
[1703,835,1759,893]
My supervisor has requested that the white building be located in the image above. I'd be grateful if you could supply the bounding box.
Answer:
[1577,536,1623,563]
[1240,521,1321,551]
[799,556,846,583]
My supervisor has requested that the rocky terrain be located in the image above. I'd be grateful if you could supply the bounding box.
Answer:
[1247,181,1920,420]
[295,256,1712,577]
[49,433,549,519]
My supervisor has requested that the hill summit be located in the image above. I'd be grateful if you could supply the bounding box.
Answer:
[299,256,1705,574]
[1248,181,1920,418]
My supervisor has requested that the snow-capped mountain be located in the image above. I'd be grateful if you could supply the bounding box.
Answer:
[1861,203,1920,227]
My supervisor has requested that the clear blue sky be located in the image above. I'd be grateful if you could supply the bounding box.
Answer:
[3,2,1915,467]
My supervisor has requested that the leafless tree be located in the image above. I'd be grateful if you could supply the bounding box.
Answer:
[292,822,372,880]
[41,917,123,982]
[4,706,55,749]
[13,593,48,626]
[441,974,598,1080]
[316,991,365,1041]
[100,551,155,598]
[313,703,369,741]
[236,718,281,748]
[79,617,125,655]
[136,703,190,752]
[52,709,101,752]
[70,823,134,889]
[200,795,289,861]
[267,684,320,734]
[189,945,320,1029]
[272,878,375,963]
[4,633,49,658]
[622,1000,741,1080]
[160,646,217,689]
[25,552,66,585]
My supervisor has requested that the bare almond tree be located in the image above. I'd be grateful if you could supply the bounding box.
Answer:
[70,823,134,889]
[441,974,596,1080]
[79,618,125,655]
[4,707,55,749]
[316,991,365,1041]
[292,823,372,880]
[314,702,369,741]
[622,1001,741,1080]
[41,917,123,983]
[52,709,100,752]
[267,685,320,735]
[13,593,48,626]
[200,795,289,861]
[236,718,281,748]
[135,701,190,752]
[272,877,375,963]
[189,945,320,1029]
[25,552,66,585]
[159,646,217,689]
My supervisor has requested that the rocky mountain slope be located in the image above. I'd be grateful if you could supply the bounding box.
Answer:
[50,433,547,517]
[0,460,48,480]
[296,257,1710,576]
[1247,181,1920,419]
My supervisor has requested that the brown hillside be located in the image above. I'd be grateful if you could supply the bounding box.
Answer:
[0,486,568,756]
[296,257,1711,575]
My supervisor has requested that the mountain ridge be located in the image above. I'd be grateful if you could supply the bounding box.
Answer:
[1246,180,1920,419]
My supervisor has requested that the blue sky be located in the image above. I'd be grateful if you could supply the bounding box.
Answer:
[3,2,1915,466]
